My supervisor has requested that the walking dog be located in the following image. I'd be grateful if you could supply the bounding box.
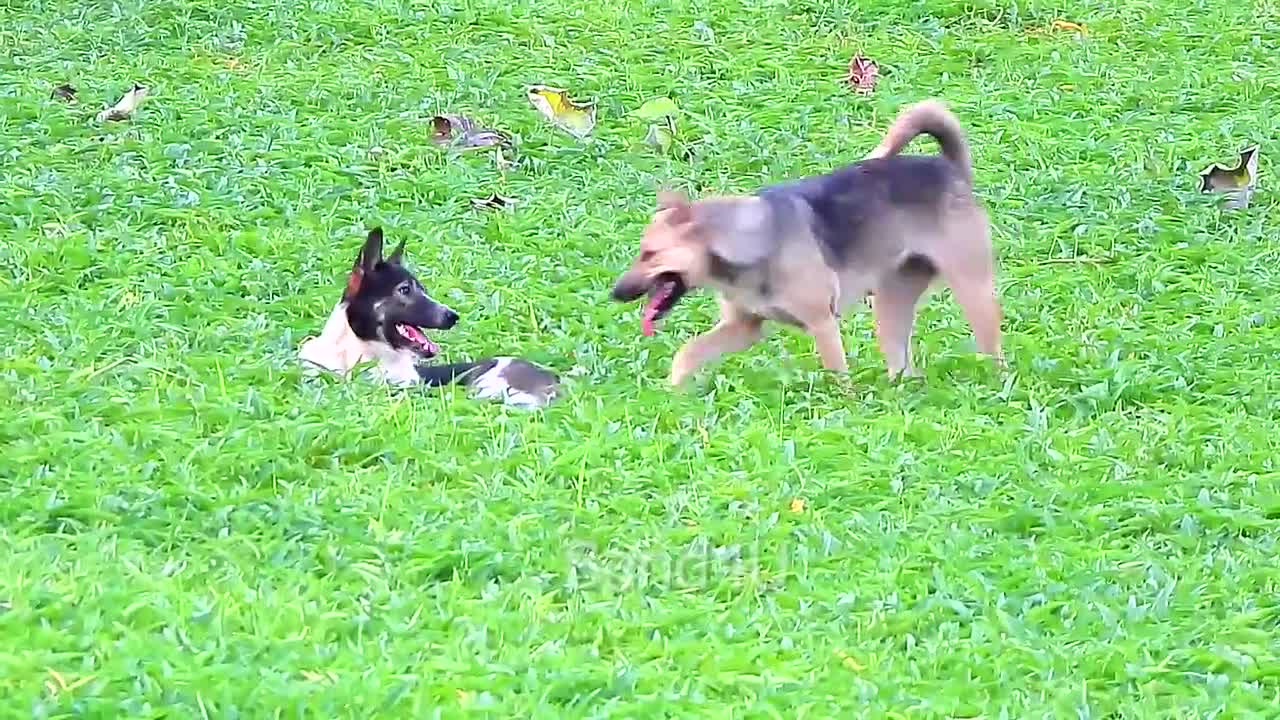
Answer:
[611,98,1004,386]
[299,228,559,409]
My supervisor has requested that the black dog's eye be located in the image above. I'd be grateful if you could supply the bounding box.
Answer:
[397,283,412,296]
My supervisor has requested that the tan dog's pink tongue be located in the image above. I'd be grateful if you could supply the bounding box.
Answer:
[642,300,659,336]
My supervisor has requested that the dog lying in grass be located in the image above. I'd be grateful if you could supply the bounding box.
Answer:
[611,98,1005,386]
[299,228,559,409]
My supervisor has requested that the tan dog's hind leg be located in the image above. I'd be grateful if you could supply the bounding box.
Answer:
[803,313,849,373]
[669,301,764,386]
[937,254,1004,367]
[873,268,934,378]
[952,275,1004,365]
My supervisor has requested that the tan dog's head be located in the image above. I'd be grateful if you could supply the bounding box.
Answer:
[612,190,776,335]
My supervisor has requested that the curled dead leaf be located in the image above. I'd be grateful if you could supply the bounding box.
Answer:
[494,145,515,171]
[633,97,684,156]
[846,54,879,94]
[634,97,678,121]
[51,84,77,103]
[96,83,148,122]
[430,114,510,151]
[470,194,516,211]
[644,116,677,154]
[1199,145,1259,210]
[527,85,596,138]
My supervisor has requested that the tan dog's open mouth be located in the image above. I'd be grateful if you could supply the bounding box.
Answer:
[642,273,688,336]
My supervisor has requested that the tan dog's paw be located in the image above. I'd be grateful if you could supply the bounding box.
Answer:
[669,346,700,387]
[830,372,859,397]
[669,364,693,387]
[888,366,922,381]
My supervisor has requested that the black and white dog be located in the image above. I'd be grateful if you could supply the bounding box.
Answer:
[299,228,559,409]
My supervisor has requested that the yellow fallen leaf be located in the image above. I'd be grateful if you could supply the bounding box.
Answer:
[1058,84,1076,91]
[45,669,95,696]
[300,670,337,684]
[527,85,596,138]
[1050,19,1086,33]
[64,676,96,693]
[47,669,67,691]
[834,649,866,671]
[456,689,471,705]
[789,497,806,513]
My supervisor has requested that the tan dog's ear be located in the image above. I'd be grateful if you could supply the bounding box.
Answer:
[700,198,776,266]
[656,190,693,224]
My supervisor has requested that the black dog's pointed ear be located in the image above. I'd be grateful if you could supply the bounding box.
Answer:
[344,227,384,300]
[359,227,385,273]
[385,238,406,266]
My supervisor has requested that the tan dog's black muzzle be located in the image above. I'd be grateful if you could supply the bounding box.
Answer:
[611,271,649,302]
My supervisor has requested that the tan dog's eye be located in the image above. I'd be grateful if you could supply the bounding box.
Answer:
[640,250,655,261]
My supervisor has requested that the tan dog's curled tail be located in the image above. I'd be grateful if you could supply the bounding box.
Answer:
[865,99,972,183]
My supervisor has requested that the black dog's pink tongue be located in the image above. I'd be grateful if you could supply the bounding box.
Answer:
[398,324,439,354]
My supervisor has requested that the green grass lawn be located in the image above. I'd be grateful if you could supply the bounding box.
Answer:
[3,0,1279,716]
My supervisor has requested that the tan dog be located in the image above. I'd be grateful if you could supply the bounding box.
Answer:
[611,98,1003,386]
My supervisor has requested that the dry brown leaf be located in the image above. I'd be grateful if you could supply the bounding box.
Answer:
[430,114,510,151]
[1199,145,1259,210]
[846,54,879,94]
[50,84,77,103]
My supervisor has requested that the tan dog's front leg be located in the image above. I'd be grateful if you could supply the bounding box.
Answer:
[670,311,764,386]
[805,314,849,373]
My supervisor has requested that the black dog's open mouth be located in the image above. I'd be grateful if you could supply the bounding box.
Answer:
[396,323,440,357]
[642,273,688,336]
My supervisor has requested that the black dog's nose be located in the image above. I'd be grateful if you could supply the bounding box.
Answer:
[442,310,459,329]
